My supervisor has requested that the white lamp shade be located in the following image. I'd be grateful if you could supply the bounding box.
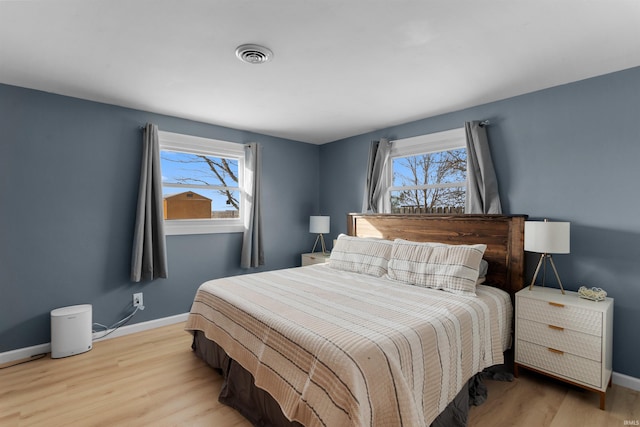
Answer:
[309,216,330,234]
[524,221,570,254]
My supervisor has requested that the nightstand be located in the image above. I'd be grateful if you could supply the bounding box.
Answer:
[514,286,613,410]
[301,252,331,266]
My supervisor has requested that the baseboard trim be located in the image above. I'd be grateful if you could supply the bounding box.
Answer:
[0,312,189,366]
[612,371,640,392]
[92,312,189,342]
[0,343,51,367]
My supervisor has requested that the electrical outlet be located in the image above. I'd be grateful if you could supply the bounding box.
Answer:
[133,292,143,308]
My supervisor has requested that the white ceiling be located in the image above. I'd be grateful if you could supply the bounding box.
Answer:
[2,1,640,144]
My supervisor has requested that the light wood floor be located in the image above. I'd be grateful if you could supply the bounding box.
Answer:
[1,322,638,426]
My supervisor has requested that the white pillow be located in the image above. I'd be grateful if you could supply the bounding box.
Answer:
[478,259,489,279]
[329,234,393,277]
[387,239,487,296]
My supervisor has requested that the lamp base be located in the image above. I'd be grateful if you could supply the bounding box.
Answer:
[311,234,327,255]
[529,253,565,294]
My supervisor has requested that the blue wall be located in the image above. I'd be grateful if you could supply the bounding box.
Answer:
[2,66,639,380]
[0,84,320,352]
[320,66,640,379]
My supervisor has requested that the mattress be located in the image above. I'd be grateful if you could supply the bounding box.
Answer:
[185,264,512,427]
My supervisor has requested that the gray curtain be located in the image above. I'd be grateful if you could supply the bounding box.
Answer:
[362,138,392,213]
[131,123,168,282]
[241,142,264,268]
[465,121,502,214]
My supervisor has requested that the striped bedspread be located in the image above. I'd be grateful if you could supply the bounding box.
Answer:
[185,264,512,427]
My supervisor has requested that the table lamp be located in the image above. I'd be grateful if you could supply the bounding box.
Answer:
[525,219,570,294]
[310,216,330,255]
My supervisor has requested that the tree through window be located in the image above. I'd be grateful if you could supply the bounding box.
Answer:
[388,129,467,214]
[158,131,246,235]
[161,152,240,218]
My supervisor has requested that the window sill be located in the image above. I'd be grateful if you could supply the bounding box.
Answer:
[164,220,244,235]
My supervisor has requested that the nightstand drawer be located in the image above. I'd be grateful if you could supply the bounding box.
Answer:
[517,340,601,388]
[517,318,601,361]
[301,253,330,266]
[517,297,602,336]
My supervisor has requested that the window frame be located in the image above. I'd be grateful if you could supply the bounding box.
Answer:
[158,131,245,235]
[388,127,467,212]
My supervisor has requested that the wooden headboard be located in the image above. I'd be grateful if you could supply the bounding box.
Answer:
[347,213,527,297]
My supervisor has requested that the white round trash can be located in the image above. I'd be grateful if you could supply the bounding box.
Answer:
[50,304,93,358]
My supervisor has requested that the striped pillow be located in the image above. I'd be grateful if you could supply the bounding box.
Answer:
[329,234,393,277]
[387,239,487,296]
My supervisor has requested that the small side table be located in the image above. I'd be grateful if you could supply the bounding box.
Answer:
[514,286,613,409]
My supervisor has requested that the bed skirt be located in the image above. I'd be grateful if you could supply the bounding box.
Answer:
[192,330,490,427]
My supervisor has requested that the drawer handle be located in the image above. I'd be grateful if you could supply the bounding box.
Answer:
[548,325,564,331]
[548,302,565,308]
[548,348,564,355]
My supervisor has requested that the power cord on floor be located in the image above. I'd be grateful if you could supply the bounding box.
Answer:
[92,304,143,340]
[0,353,47,369]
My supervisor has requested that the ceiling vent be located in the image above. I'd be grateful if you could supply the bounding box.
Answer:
[235,44,273,64]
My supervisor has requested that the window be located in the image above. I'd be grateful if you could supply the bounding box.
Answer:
[389,128,467,214]
[158,131,245,235]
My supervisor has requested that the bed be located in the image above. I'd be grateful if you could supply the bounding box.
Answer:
[185,214,526,427]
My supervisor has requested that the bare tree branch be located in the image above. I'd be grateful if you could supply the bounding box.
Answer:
[162,153,240,211]
[392,149,466,212]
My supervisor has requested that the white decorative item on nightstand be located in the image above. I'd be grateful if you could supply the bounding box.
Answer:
[301,252,331,266]
[514,286,613,410]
